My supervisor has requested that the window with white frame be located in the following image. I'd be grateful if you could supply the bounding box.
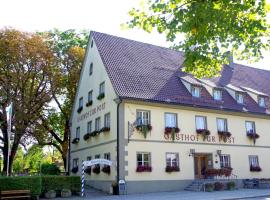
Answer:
[87,156,92,161]
[165,113,177,127]
[79,97,83,108]
[249,155,259,167]
[104,113,110,128]
[217,118,228,132]
[137,152,151,167]
[95,117,101,131]
[89,63,93,75]
[76,127,80,138]
[191,86,201,97]
[220,155,231,168]
[258,96,266,107]
[73,158,78,168]
[87,121,92,133]
[213,89,222,100]
[166,153,179,167]
[195,116,207,130]
[88,90,93,102]
[245,121,256,134]
[136,110,150,125]
[104,153,111,160]
[95,154,100,159]
[99,82,105,95]
[236,92,244,104]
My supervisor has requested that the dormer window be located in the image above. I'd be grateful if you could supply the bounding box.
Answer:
[258,96,266,107]
[236,93,244,104]
[213,89,222,101]
[191,86,200,98]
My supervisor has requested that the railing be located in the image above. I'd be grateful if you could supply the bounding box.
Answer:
[213,173,238,180]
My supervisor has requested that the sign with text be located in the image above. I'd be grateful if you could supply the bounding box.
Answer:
[83,159,112,167]
[77,102,105,122]
[164,133,235,144]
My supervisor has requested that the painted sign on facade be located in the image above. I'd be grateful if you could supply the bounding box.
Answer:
[164,133,235,144]
[77,102,106,122]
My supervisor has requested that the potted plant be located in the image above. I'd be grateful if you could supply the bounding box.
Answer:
[77,106,83,113]
[164,127,180,141]
[102,165,111,175]
[250,165,262,172]
[100,127,110,132]
[97,93,105,100]
[71,166,78,173]
[90,130,100,137]
[111,181,119,195]
[165,166,180,173]
[136,165,152,172]
[86,100,93,107]
[247,131,260,144]
[61,189,72,198]
[85,166,91,175]
[196,129,210,140]
[83,133,91,140]
[72,137,80,144]
[93,165,101,174]
[205,183,214,192]
[218,131,232,142]
[214,182,224,191]
[136,124,152,138]
[227,181,236,190]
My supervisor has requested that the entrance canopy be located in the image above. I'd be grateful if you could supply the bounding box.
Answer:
[83,159,112,167]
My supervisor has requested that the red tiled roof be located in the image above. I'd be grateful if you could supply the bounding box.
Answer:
[92,31,270,115]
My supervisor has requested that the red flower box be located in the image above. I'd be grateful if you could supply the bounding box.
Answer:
[102,165,111,174]
[250,165,262,172]
[196,129,210,135]
[136,165,152,172]
[218,131,232,137]
[165,166,180,173]
[164,127,180,134]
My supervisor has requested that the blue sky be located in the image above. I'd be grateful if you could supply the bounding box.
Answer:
[1,0,269,70]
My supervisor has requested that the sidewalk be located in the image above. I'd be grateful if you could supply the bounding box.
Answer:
[42,188,270,200]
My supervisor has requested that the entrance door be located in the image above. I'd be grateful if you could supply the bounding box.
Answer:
[194,154,211,179]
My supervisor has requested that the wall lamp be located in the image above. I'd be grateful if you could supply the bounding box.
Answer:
[189,149,195,157]
[217,150,222,156]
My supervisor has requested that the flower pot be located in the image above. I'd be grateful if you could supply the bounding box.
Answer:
[45,190,56,199]
[61,189,72,198]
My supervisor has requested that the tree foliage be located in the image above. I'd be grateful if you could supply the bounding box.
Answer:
[0,28,56,174]
[126,0,270,77]
[32,29,88,170]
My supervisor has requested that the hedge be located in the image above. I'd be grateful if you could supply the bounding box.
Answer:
[0,176,81,197]
[41,176,81,195]
[0,176,41,197]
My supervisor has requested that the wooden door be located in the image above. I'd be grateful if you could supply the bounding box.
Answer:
[194,155,208,179]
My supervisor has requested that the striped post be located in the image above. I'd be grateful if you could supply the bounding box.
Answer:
[81,160,85,197]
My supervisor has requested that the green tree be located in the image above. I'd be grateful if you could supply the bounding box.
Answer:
[0,28,56,175]
[126,0,270,77]
[23,145,44,173]
[33,29,88,171]
[12,146,24,174]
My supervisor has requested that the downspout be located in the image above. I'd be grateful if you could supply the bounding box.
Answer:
[115,97,122,190]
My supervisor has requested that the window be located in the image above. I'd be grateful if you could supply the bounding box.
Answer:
[191,86,201,97]
[91,40,94,48]
[213,89,222,101]
[217,118,228,132]
[165,113,177,127]
[137,152,151,167]
[166,153,179,167]
[88,90,93,102]
[245,121,256,134]
[95,154,100,159]
[73,158,78,168]
[220,155,231,168]
[87,121,92,133]
[236,92,244,104]
[249,155,259,167]
[87,156,92,161]
[95,117,101,131]
[104,113,110,128]
[258,96,266,107]
[195,116,207,130]
[136,110,150,125]
[104,153,111,160]
[76,127,80,138]
[89,63,93,75]
[99,82,105,95]
[79,97,83,108]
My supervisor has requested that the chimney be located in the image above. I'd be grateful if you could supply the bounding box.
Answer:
[225,51,234,68]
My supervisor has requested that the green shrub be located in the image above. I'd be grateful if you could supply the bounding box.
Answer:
[227,181,236,190]
[0,176,41,197]
[41,163,60,175]
[214,182,224,191]
[41,176,81,195]
[205,183,214,192]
